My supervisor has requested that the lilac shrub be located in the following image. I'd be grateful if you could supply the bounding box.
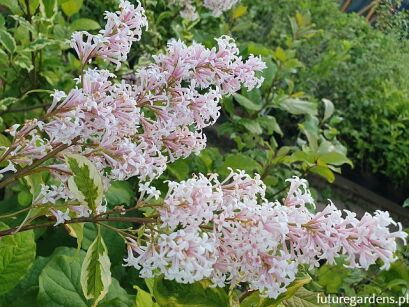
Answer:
[0,0,406,301]
[125,172,406,298]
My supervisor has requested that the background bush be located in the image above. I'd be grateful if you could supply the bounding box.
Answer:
[228,0,409,193]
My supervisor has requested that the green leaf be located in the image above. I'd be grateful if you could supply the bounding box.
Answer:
[10,15,36,33]
[17,189,32,206]
[281,288,328,307]
[231,5,247,19]
[24,38,57,52]
[238,118,263,135]
[80,231,111,306]
[0,0,23,14]
[135,285,158,307]
[40,0,57,17]
[274,47,287,62]
[0,133,11,148]
[25,172,45,200]
[241,277,311,307]
[156,11,174,25]
[82,223,125,265]
[38,253,88,307]
[153,278,229,307]
[288,150,316,164]
[233,93,262,111]
[0,256,48,306]
[27,0,40,14]
[38,248,127,307]
[66,154,103,212]
[322,99,334,122]
[258,115,283,136]
[0,97,18,111]
[317,263,350,293]
[309,165,335,183]
[66,223,84,250]
[0,48,8,65]
[261,59,277,91]
[59,0,83,17]
[100,279,134,307]
[222,153,262,174]
[386,279,409,289]
[0,223,36,295]
[167,159,190,181]
[40,70,60,86]
[318,152,352,167]
[15,53,34,71]
[280,98,317,116]
[245,42,274,57]
[71,18,100,31]
[282,279,312,299]
[106,181,135,206]
[299,115,319,151]
[0,30,16,54]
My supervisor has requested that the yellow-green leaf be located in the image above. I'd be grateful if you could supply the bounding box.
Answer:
[66,223,84,250]
[232,5,247,19]
[59,0,83,17]
[80,231,111,306]
[71,18,100,31]
[309,165,335,183]
[0,223,36,295]
[66,154,103,212]
[0,30,16,54]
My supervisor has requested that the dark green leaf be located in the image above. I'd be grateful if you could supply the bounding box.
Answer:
[38,253,88,306]
[106,181,135,206]
[167,159,190,181]
[100,279,134,307]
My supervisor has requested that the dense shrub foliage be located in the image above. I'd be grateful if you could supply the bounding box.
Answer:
[226,0,409,189]
[0,0,408,306]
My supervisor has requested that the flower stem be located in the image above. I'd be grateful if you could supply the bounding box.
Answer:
[0,216,157,237]
[0,137,79,189]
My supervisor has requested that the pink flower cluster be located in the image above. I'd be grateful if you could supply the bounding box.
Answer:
[124,171,407,298]
[0,2,264,221]
[203,0,240,17]
[71,0,148,68]
[171,0,239,20]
